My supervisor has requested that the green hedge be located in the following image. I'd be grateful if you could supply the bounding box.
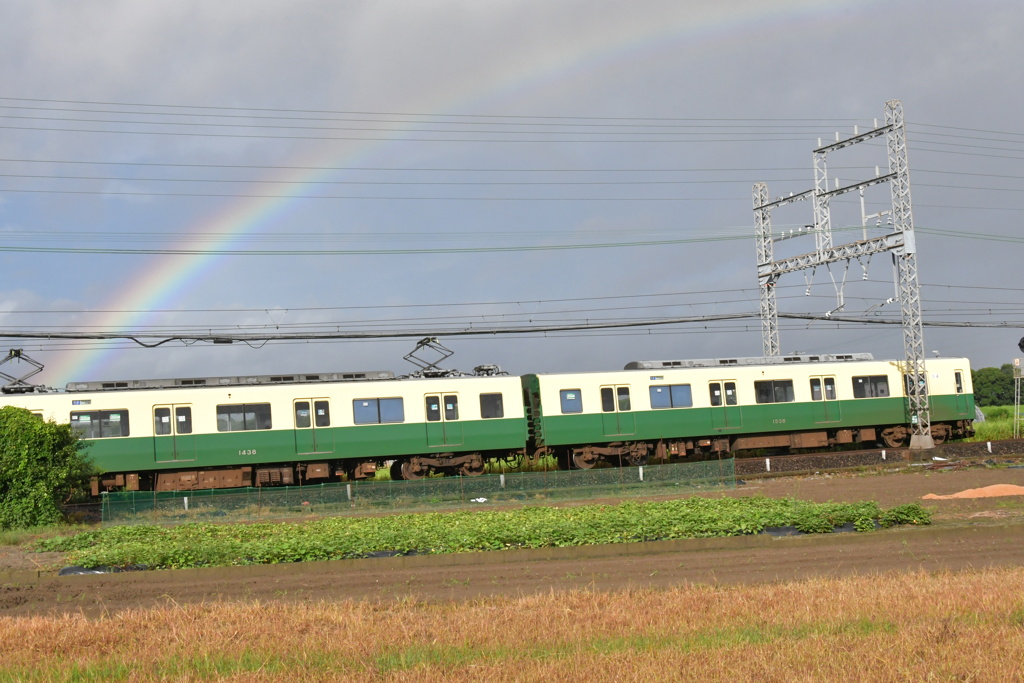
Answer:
[0,406,92,530]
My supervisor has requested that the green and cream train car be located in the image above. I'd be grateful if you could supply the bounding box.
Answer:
[0,352,976,493]
[521,353,975,469]
[4,370,527,492]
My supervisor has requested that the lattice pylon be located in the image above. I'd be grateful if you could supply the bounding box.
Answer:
[885,99,932,449]
[753,100,933,449]
[753,182,780,357]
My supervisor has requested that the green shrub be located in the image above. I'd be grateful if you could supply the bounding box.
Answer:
[0,406,94,530]
[878,503,931,528]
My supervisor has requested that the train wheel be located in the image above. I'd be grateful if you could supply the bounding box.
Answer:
[620,449,650,467]
[880,428,906,449]
[401,460,427,480]
[571,451,599,469]
[389,460,405,481]
[458,455,485,477]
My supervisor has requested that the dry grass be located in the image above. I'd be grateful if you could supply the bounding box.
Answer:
[3,568,1024,681]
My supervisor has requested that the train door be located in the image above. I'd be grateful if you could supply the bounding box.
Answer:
[293,399,334,455]
[600,385,635,437]
[809,375,841,423]
[708,381,741,430]
[425,393,463,447]
[153,405,196,462]
[954,370,970,415]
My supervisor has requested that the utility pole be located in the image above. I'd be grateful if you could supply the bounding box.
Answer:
[753,100,933,449]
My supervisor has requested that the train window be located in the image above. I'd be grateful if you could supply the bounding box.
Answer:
[154,407,171,435]
[295,401,312,428]
[155,407,191,434]
[176,407,193,434]
[444,395,459,421]
[314,400,331,427]
[617,387,631,411]
[379,398,404,423]
[724,382,738,405]
[600,386,631,411]
[601,387,615,412]
[853,375,890,398]
[354,398,405,425]
[709,383,722,407]
[809,378,836,401]
[425,397,441,422]
[903,374,926,397]
[560,389,582,414]
[650,384,693,409]
[672,384,693,407]
[70,410,130,439]
[955,372,964,394]
[824,378,836,400]
[480,393,504,419]
[216,403,272,432]
[754,380,795,404]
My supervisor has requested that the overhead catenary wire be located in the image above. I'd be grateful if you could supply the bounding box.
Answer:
[0,224,1019,255]
[1,310,1020,349]
[0,95,1021,365]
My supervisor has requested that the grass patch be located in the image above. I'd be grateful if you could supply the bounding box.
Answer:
[966,404,1017,441]
[0,525,83,548]
[2,570,1022,681]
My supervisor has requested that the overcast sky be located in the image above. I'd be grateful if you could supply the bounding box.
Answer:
[0,0,1021,387]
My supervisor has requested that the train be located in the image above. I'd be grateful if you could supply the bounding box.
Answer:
[0,352,975,494]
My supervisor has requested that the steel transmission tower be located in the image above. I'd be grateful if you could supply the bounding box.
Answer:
[752,100,934,449]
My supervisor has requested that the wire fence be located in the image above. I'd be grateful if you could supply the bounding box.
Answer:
[101,459,736,525]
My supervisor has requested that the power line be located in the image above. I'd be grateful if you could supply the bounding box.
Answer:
[0,187,746,201]
[0,123,822,144]
[0,171,807,187]
[0,223,1019,255]
[2,310,1020,349]
[0,96,864,124]
[0,234,749,256]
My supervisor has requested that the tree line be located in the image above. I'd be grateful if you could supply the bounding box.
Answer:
[972,364,1017,407]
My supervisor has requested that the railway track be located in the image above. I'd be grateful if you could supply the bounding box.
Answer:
[732,439,1024,478]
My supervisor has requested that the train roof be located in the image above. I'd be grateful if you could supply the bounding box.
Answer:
[623,353,874,370]
[60,363,511,393]
[65,370,396,393]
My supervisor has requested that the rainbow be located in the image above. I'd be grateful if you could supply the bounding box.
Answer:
[41,0,863,385]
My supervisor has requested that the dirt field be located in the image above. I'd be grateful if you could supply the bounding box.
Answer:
[3,465,1024,617]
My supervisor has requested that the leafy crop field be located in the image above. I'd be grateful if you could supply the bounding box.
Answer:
[38,495,930,570]
[2,567,1022,681]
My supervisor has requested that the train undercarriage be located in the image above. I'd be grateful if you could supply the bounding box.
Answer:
[93,451,503,494]
[91,419,974,494]
[548,419,974,470]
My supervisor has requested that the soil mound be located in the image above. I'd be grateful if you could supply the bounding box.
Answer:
[923,484,1024,500]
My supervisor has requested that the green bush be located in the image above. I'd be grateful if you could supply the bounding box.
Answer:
[0,406,93,530]
[878,503,931,528]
